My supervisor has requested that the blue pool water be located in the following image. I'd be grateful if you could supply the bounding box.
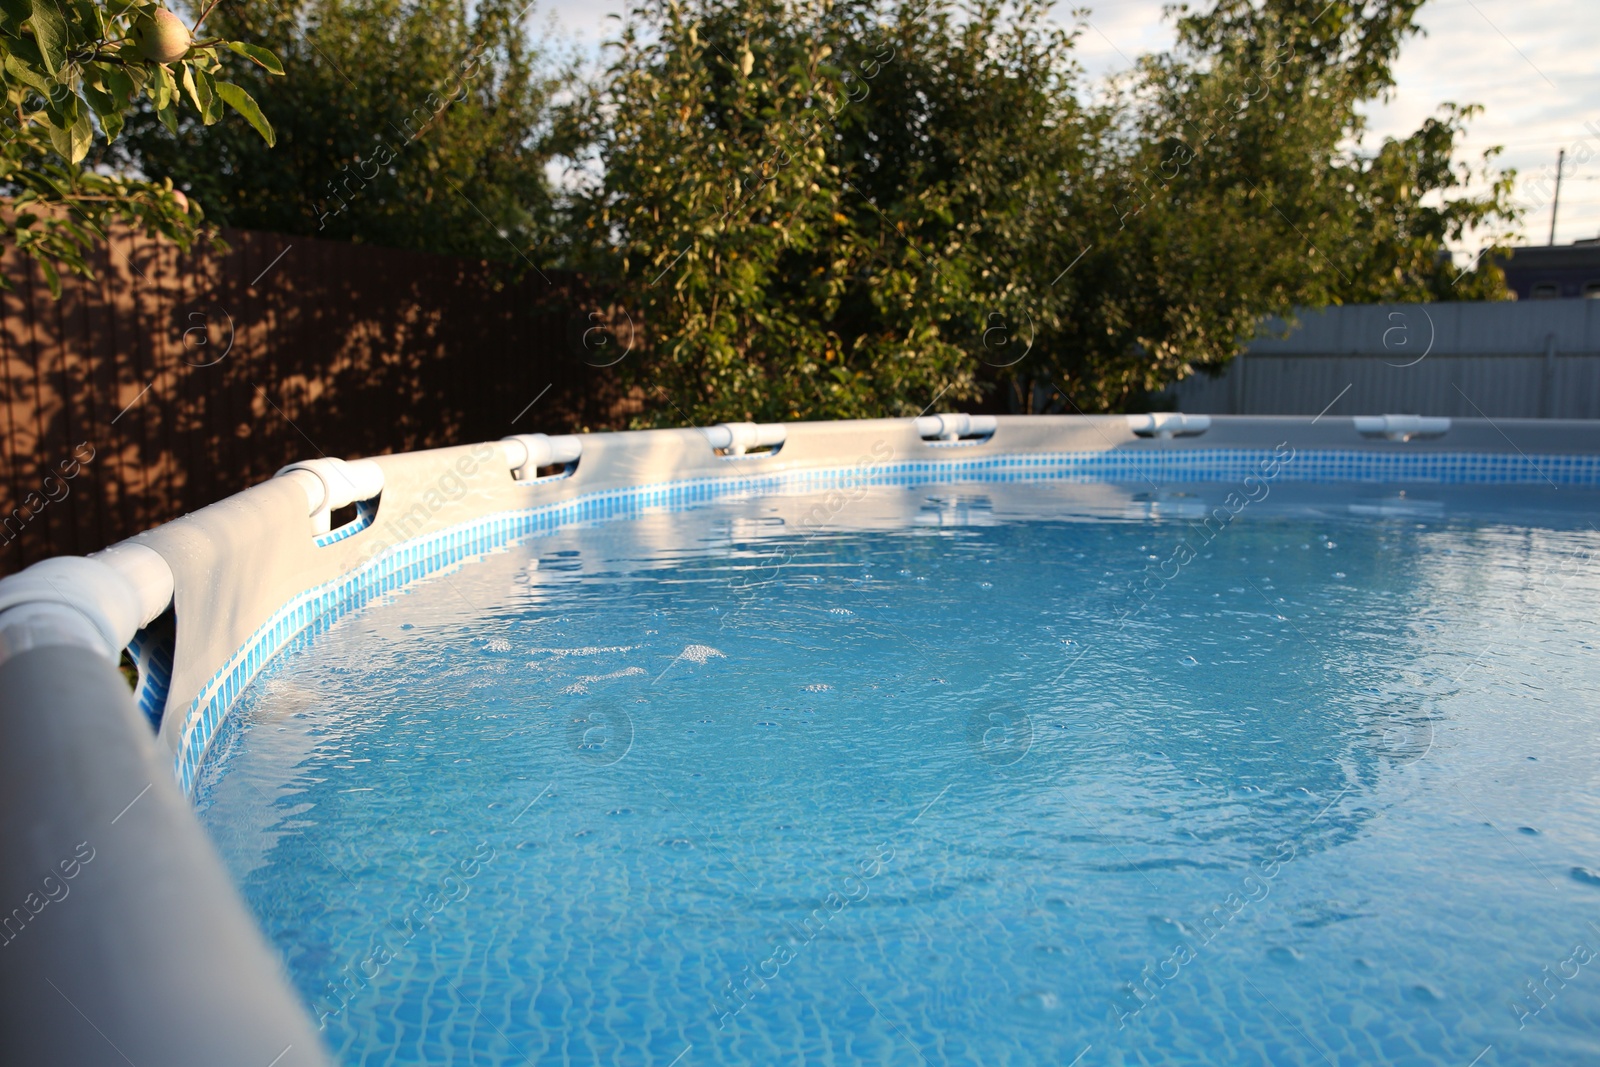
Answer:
[198,479,1600,1066]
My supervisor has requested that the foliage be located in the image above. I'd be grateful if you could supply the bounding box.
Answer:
[581,0,1522,422]
[119,0,571,261]
[30,0,1524,419]
[0,0,280,293]
[1093,0,1518,410]
[578,0,1093,424]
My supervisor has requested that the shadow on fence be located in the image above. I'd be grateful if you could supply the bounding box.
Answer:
[0,224,637,573]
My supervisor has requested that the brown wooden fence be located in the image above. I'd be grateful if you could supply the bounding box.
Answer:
[0,225,637,574]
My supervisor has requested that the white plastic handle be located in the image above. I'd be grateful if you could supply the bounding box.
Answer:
[1353,415,1450,442]
[1126,413,1211,440]
[915,413,997,442]
[705,423,787,455]
[275,457,385,534]
[502,434,583,480]
[91,542,176,629]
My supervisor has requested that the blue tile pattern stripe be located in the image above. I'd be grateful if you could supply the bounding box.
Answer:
[171,446,1600,794]
[128,627,173,729]
[312,498,378,547]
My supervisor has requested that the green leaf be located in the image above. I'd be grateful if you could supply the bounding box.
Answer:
[102,64,134,106]
[181,62,204,113]
[66,104,91,163]
[82,78,115,120]
[45,122,70,159]
[196,68,222,124]
[29,0,68,77]
[0,0,29,34]
[43,103,92,163]
[6,33,45,70]
[215,81,275,145]
[156,101,177,134]
[226,40,286,76]
[70,0,101,39]
[151,62,175,110]
[40,84,77,130]
[4,50,52,93]
[38,255,62,298]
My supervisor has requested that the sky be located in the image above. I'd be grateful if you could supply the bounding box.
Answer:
[537,0,1600,252]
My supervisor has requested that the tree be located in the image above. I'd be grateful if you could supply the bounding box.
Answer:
[583,0,1521,423]
[120,0,571,262]
[1079,0,1517,411]
[577,0,863,423]
[0,0,280,293]
[579,0,1089,424]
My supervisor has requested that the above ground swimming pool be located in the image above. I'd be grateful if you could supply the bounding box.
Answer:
[198,474,1600,1067]
[6,415,1600,1067]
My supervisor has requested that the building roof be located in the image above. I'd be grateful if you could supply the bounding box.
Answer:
[1493,240,1600,299]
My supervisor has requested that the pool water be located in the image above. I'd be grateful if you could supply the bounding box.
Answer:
[197,479,1600,1066]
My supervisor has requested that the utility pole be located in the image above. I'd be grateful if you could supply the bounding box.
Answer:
[1549,148,1565,245]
